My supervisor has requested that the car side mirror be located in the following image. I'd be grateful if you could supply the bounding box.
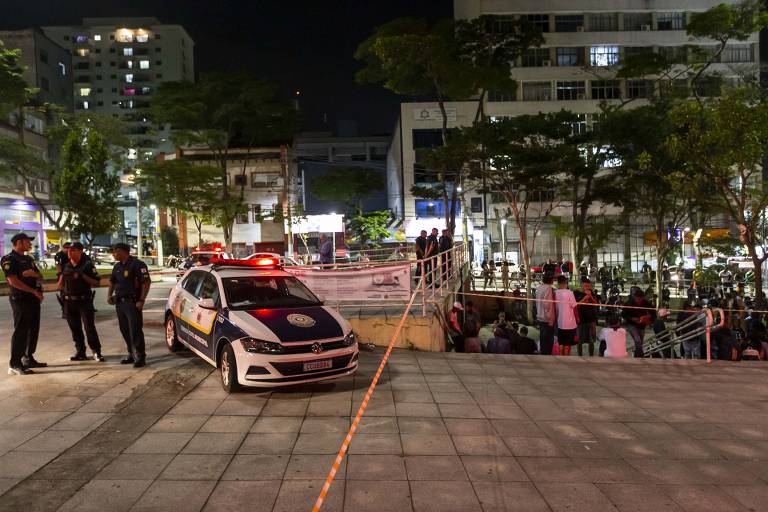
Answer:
[198,298,218,310]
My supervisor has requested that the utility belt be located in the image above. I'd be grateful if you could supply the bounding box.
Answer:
[63,294,92,301]
[115,295,138,303]
[9,292,37,301]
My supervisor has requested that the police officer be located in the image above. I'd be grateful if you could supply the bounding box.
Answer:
[107,243,151,367]
[59,242,104,362]
[54,242,71,275]
[1,233,47,375]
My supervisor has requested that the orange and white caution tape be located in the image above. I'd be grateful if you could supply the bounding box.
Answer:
[311,279,422,512]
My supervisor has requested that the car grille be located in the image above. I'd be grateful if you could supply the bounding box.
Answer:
[281,339,347,354]
[271,354,354,376]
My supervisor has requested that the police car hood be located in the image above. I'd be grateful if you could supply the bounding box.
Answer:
[229,306,348,343]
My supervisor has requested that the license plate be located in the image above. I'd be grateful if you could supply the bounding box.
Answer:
[303,359,332,372]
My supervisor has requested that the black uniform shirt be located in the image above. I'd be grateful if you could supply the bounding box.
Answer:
[1,251,40,298]
[54,250,69,273]
[62,258,99,296]
[110,256,150,299]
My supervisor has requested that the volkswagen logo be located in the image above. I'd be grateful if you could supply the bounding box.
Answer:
[287,313,316,327]
[311,342,324,354]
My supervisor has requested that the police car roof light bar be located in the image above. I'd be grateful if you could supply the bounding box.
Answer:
[209,257,281,269]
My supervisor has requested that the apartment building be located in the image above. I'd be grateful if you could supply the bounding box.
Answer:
[0,28,73,110]
[388,0,759,267]
[41,18,194,163]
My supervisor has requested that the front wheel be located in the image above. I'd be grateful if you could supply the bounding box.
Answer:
[165,316,182,352]
[219,343,242,393]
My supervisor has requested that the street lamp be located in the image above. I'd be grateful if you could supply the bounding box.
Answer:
[500,218,507,262]
[134,169,143,259]
[150,204,163,266]
[330,212,336,264]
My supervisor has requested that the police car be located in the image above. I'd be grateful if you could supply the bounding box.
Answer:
[165,257,359,391]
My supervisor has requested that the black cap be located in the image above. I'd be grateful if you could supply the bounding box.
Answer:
[112,242,130,252]
[70,242,84,250]
[10,233,34,244]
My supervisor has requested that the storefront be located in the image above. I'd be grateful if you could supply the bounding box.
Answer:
[0,199,46,256]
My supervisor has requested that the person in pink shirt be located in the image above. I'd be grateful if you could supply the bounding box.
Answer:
[554,275,578,356]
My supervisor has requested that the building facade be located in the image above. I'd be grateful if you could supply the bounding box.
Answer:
[293,133,389,215]
[387,0,759,268]
[0,28,73,110]
[172,147,295,258]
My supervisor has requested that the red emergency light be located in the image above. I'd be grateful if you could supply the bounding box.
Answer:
[210,257,280,268]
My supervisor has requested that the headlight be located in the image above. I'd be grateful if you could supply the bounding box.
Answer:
[342,331,357,347]
[240,337,284,354]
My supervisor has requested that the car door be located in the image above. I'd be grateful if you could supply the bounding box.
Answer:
[174,270,205,344]
[187,272,221,358]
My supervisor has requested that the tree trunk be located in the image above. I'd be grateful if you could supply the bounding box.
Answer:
[519,222,534,323]
[193,216,203,247]
[746,241,765,306]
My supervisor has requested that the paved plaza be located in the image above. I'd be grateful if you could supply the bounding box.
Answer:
[1,294,768,512]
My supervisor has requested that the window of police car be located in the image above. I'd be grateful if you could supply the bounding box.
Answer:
[182,271,205,295]
[198,273,221,307]
[223,276,321,310]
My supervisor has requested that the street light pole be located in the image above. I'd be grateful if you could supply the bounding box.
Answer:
[500,219,507,262]
[135,171,143,259]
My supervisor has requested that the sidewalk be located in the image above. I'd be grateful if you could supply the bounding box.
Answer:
[1,326,768,511]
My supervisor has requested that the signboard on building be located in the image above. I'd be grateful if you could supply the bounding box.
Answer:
[285,263,411,301]
[412,108,457,122]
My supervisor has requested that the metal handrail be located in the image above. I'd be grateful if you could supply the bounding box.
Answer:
[643,308,724,362]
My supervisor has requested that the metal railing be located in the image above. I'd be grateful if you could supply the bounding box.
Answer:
[643,307,725,362]
[417,243,470,316]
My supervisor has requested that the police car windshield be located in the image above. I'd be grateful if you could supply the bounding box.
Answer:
[222,276,322,310]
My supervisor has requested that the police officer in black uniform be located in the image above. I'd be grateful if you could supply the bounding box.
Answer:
[54,242,71,275]
[59,242,105,362]
[107,243,151,367]
[1,233,47,375]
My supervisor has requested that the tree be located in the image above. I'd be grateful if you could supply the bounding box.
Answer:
[348,211,391,249]
[57,127,122,249]
[0,41,76,241]
[668,86,768,304]
[469,114,571,321]
[148,72,296,250]
[311,167,387,248]
[355,17,542,235]
[601,101,698,306]
[137,159,221,248]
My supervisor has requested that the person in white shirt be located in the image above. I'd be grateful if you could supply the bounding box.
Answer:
[599,315,629,358]
[535,275,556,355]
[554,275,578,356]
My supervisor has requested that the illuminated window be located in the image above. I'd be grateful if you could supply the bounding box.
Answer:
[125,73,134,83]
[82,101,89,109]
[139,60,150,69]
[79,87,91,97]
[57,62,67,76]
[93,34,102,41]
[117,29,133,42]
[123,48,133,56]
[76,48,90,57]
[126,60,134,68]
[136,32,149,43]
[123,87,136,96]
[590,46,619,66]
[140,86,151,95]
[556,81,586,100]
[75,35,88,43]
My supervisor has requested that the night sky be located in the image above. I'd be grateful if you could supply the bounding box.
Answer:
[0,0,453,135]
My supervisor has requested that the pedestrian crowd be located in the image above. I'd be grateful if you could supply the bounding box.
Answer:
[2,234,151,375]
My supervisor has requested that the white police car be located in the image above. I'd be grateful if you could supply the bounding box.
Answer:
[165,257,358,391]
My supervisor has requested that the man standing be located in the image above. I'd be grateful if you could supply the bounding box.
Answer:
[59,242,104,362]
[319,234,333,265]
[54,242,71,275]
[425,228,439,284]
[555,275,578,356]
[535,274,556,355]
[439,229,453,279]
[415,230,428,282]
[622,289,655,357]
[446,301,464,352]
[574,278,598,356]
[108,243,151,367]
[2,233,46,375]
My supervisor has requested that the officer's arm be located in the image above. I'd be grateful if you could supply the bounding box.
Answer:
[82,264,99,287]
[57,274,64,290]
[7,275,39,295]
